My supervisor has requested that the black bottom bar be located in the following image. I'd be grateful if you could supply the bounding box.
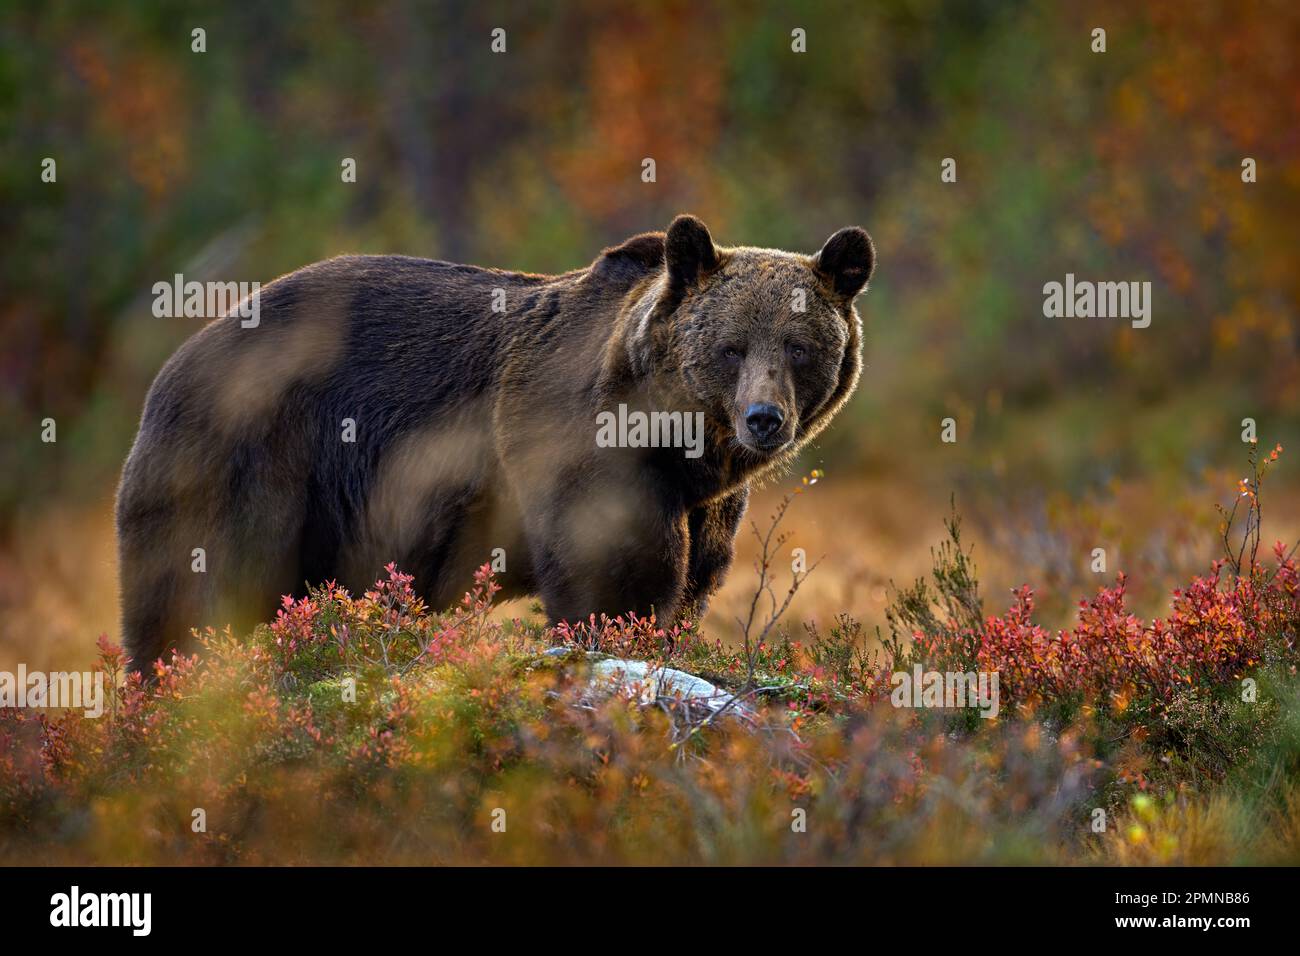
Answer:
[2,865,1284,941]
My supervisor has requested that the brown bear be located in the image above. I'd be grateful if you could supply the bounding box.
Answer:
[116,215,875,673]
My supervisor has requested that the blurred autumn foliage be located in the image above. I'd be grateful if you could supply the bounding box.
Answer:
[1,0,1298,642]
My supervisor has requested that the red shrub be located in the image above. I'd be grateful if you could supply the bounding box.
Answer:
[914,550,1298,715]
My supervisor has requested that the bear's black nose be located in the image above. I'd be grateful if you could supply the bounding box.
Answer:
[745,403,785,443]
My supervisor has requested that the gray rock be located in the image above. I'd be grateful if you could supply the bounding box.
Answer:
[588,657,747,716]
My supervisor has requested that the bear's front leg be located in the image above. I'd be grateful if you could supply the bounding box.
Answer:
[529,474,690,625]
[681,483,750,620]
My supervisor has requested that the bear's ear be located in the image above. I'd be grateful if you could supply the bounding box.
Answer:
[664,214,720,298]
[814,227,876,301]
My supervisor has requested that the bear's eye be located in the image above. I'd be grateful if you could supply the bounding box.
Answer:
[786,342,809,363]
[721,346,743,364]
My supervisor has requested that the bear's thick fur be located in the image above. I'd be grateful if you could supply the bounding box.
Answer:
[116,215,875,673]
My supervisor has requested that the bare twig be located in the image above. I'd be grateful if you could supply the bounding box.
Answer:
[735,472,824,692]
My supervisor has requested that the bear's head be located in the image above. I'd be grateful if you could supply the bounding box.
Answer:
[623,214,874,469]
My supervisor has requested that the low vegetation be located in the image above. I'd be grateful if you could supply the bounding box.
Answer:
[2,450,1297,865]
